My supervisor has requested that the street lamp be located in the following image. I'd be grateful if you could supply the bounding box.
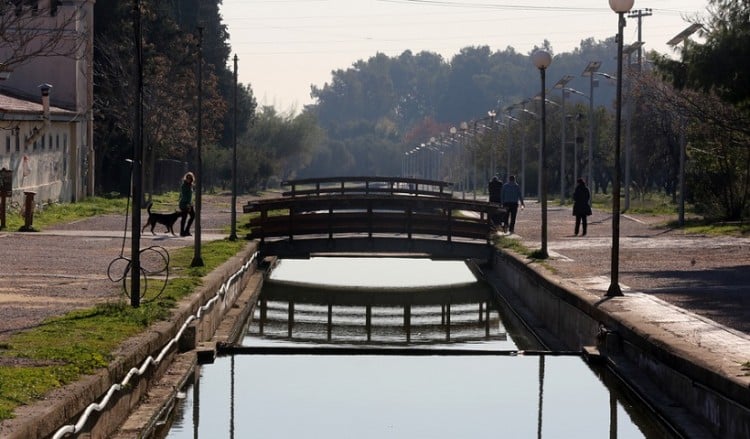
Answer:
[606,0,634,298]
[623,41,644,211]
[229,54,238,241]
[554,75,574,203]
[583,61,602,189]
[520,106,537,198]
[460,121,469,199]
[668,23,702,227]
[191,26,205,268]
[532,49,552,259]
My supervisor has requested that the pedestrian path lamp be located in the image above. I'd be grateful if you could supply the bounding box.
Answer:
[532,49,552,259]
[606,0,634,297]
[583,61,602,189]
[554,74,574,203]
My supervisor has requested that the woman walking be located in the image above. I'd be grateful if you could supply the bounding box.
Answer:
[572,178,592,236]
[179,171,195,237]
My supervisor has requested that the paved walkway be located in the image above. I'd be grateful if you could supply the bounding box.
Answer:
[505,200,750,392]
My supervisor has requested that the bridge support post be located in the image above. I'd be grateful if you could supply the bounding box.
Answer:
[446,303,451,341]
[288,300,294,337]
[404,305,411,342]
[485,302,491,337]
[327,303,332,341]
[259,298,267,335]
[366,305,372,341]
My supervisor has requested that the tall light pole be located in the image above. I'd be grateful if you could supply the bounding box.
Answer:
[131,0,144,307]
[460,121,468,199]
[487,109,497,176]
[554,75,574,203]
[623,41,643,211]
[504,106,518,181]
[583,61,602,189]
[533,49,552,259]
[606,0,634,298]
[229,54,238,241]
[191,26,205,267]
[521,106,537,198]
[667,23,702,227]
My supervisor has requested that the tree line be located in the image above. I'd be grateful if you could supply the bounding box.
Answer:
[90,0,750,221]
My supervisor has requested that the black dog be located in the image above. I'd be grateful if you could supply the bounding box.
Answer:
[142,202,182,236]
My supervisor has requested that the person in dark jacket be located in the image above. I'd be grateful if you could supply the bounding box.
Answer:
[488,176,505,230]
[179,171,195,237]
[500,175,524,233]
[488,176,503,203]
[572,177,592,236]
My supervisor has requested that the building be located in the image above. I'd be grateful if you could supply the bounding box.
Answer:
[0,0,95,205]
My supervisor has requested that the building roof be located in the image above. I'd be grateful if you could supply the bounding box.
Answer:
[0,90,77,119]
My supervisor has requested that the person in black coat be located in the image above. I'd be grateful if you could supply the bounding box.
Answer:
[572,178,592,236]
[488,176,505,229]
[488,176,503,203]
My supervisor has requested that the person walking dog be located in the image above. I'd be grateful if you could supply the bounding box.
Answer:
[179,171,195,237]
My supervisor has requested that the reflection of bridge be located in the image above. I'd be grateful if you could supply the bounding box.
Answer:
[243,176,504,262]
[254,281,506,344]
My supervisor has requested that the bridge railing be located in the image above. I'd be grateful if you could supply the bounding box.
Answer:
[243,193,504,244]
[281,176,453,199]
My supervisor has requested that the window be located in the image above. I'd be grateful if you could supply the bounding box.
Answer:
[5,136,9,154]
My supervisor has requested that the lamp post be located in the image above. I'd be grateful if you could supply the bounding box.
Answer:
[229,54,238,241]
[131,0,144,307]
[572,113,584,183]
[533,49,552,259]
[554,75,574,203]
[460,121,468,199]
[583,61,601,188]
[623,41,643,211]
[504,106,518,181]
[667,23,702,227]
[521,106,537,198]
[606,0,634,297]
[487,109,497,177]
[191,26,205,267]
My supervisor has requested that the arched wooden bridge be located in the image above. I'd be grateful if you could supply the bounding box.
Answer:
[243,176,505,262]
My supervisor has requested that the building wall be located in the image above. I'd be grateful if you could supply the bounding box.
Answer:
[0,0,95,202]
[0,120,77,205]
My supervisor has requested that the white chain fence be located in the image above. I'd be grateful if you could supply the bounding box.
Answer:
[52,252,258,439]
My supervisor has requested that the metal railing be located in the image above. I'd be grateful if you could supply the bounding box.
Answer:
[52,252,258,439]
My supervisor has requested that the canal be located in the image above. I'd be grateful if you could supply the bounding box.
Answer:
[158,257,676,438]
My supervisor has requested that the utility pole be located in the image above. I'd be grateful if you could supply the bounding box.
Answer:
[627,8,652,71]
[624,8,650,211]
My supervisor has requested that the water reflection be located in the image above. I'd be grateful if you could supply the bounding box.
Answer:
[161,355,672,439]
[158,258,675,439]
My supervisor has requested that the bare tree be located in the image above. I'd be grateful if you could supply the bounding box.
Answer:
[0,1,89,73]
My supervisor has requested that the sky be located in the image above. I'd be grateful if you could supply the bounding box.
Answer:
[220,0,709,112]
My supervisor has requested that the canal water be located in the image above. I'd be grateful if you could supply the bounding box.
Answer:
[159,258,675,438]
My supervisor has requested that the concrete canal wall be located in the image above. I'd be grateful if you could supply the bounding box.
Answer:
[12,239,749,438]
[3,242,262,439]
[487,248,750,439]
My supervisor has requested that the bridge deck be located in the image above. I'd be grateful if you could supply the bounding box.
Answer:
[244,178,505,261]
